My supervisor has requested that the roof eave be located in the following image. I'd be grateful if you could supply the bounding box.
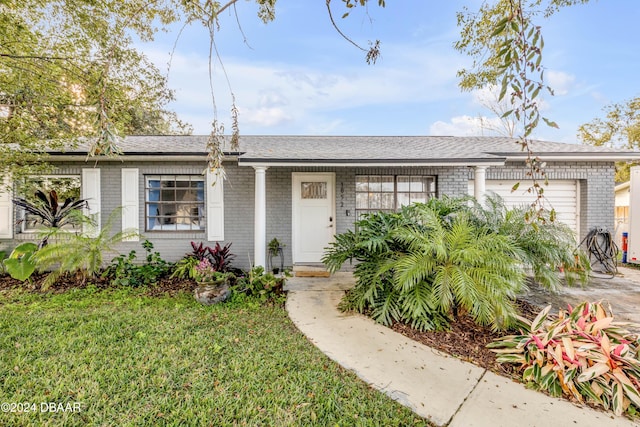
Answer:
[237,158,506,167]
[501,153,640,162]
[46,153,240,162]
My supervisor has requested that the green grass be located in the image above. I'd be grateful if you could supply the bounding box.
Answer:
[0,287,429,426]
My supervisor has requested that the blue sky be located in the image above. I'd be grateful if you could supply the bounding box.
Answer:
[143,0,639,143]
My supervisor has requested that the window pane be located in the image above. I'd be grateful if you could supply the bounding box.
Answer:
[369,176,381,192]
[409,176,425,192]
[356,193,369,209]
[397,176,410,192]
[369,192,381,208]
[301,182,327,199]
[397,192,410,207]
[356,176,369,192]
[411,193,428,204]
[380,176,394,192]
[381,193,395,209]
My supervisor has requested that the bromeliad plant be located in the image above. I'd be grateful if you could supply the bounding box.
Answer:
[489,302,640,416]
[171,241,236,280]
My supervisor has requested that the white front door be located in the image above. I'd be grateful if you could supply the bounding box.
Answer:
[292,173,335,263]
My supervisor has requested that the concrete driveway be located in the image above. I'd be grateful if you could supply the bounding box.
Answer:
[522,265,640,327]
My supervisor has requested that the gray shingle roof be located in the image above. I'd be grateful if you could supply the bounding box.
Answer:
[51,135,640,164]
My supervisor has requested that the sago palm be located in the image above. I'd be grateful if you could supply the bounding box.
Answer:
[34,209,139,288]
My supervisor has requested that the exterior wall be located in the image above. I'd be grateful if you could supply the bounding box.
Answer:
[1,159,615,270]
[467,161,616,241]
[3,160,258,270]
[261,165,471,268]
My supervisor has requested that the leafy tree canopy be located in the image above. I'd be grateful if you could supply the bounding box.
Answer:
[1,0,595,184]
[578,96,640,182]
[0,0,191,179]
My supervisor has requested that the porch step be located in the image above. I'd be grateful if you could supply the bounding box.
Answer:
[293,264,331,278]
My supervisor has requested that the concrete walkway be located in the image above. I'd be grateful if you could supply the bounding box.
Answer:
[285,272,640,427]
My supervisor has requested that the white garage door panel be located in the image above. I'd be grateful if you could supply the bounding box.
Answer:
[468,180,578,235]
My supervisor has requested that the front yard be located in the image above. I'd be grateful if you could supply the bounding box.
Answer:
[0,287,429,426]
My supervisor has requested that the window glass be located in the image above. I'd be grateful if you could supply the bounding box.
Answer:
[301,182,327,199]
[355,175,368,192]
[397,176,411,192]
[145,175,205,231]
[380,176,394,192]
[396,192,410,207]
[355,175,436,218]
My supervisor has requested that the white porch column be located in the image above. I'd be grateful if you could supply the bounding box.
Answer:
[474,166,487,202]
[253,166,268,268]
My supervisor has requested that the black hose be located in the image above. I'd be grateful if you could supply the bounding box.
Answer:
[579,227,619,278]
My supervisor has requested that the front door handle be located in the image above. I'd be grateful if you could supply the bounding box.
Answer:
[329,216,333,227]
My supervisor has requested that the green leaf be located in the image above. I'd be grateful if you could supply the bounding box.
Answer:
[4,242,38,281]
[542,117,559,129]
[490,16,510,37]
[499,74,509,101]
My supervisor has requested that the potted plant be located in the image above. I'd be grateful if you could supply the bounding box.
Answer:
[192,258,232,304]
[267,238,285,274]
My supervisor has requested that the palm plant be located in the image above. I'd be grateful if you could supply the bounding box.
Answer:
[34,209,138,288]
[324,195,590,332]
[13,189,89,247]
[471,194,590,290]
[386,205,526,331]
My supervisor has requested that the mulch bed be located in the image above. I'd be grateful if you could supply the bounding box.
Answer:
[390,299,541,378]
[0,273,195,296]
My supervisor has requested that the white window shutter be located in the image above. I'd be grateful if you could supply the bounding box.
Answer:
[0,176,13,238]
[206,169,224,241]
[82,168,101,237]
[121,168,139,241]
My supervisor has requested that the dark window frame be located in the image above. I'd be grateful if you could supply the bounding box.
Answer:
[355,175,437,219]
[144,175,205,232]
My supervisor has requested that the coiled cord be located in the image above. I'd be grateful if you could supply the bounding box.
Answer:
[579,227,619,278]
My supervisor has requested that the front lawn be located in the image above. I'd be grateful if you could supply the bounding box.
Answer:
[0,288,429,426]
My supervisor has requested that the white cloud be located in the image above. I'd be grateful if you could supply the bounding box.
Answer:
[429,115,500,136]
[546,70,575,96]
[143,42,469,134]
[242,106,293,127]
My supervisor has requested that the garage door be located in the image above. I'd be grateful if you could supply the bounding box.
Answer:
[468,180,579,236]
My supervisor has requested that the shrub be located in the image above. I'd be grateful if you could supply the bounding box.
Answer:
[102,240,171,287]
[489,302,640,416]
[323,195,590,332]
[325,203,525,331]
[0,250,7,275]
[472,194,590,290]
[12,189,89,247]
[171,241,237,280]
[33,210,138,288]
[233,266,287,304]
